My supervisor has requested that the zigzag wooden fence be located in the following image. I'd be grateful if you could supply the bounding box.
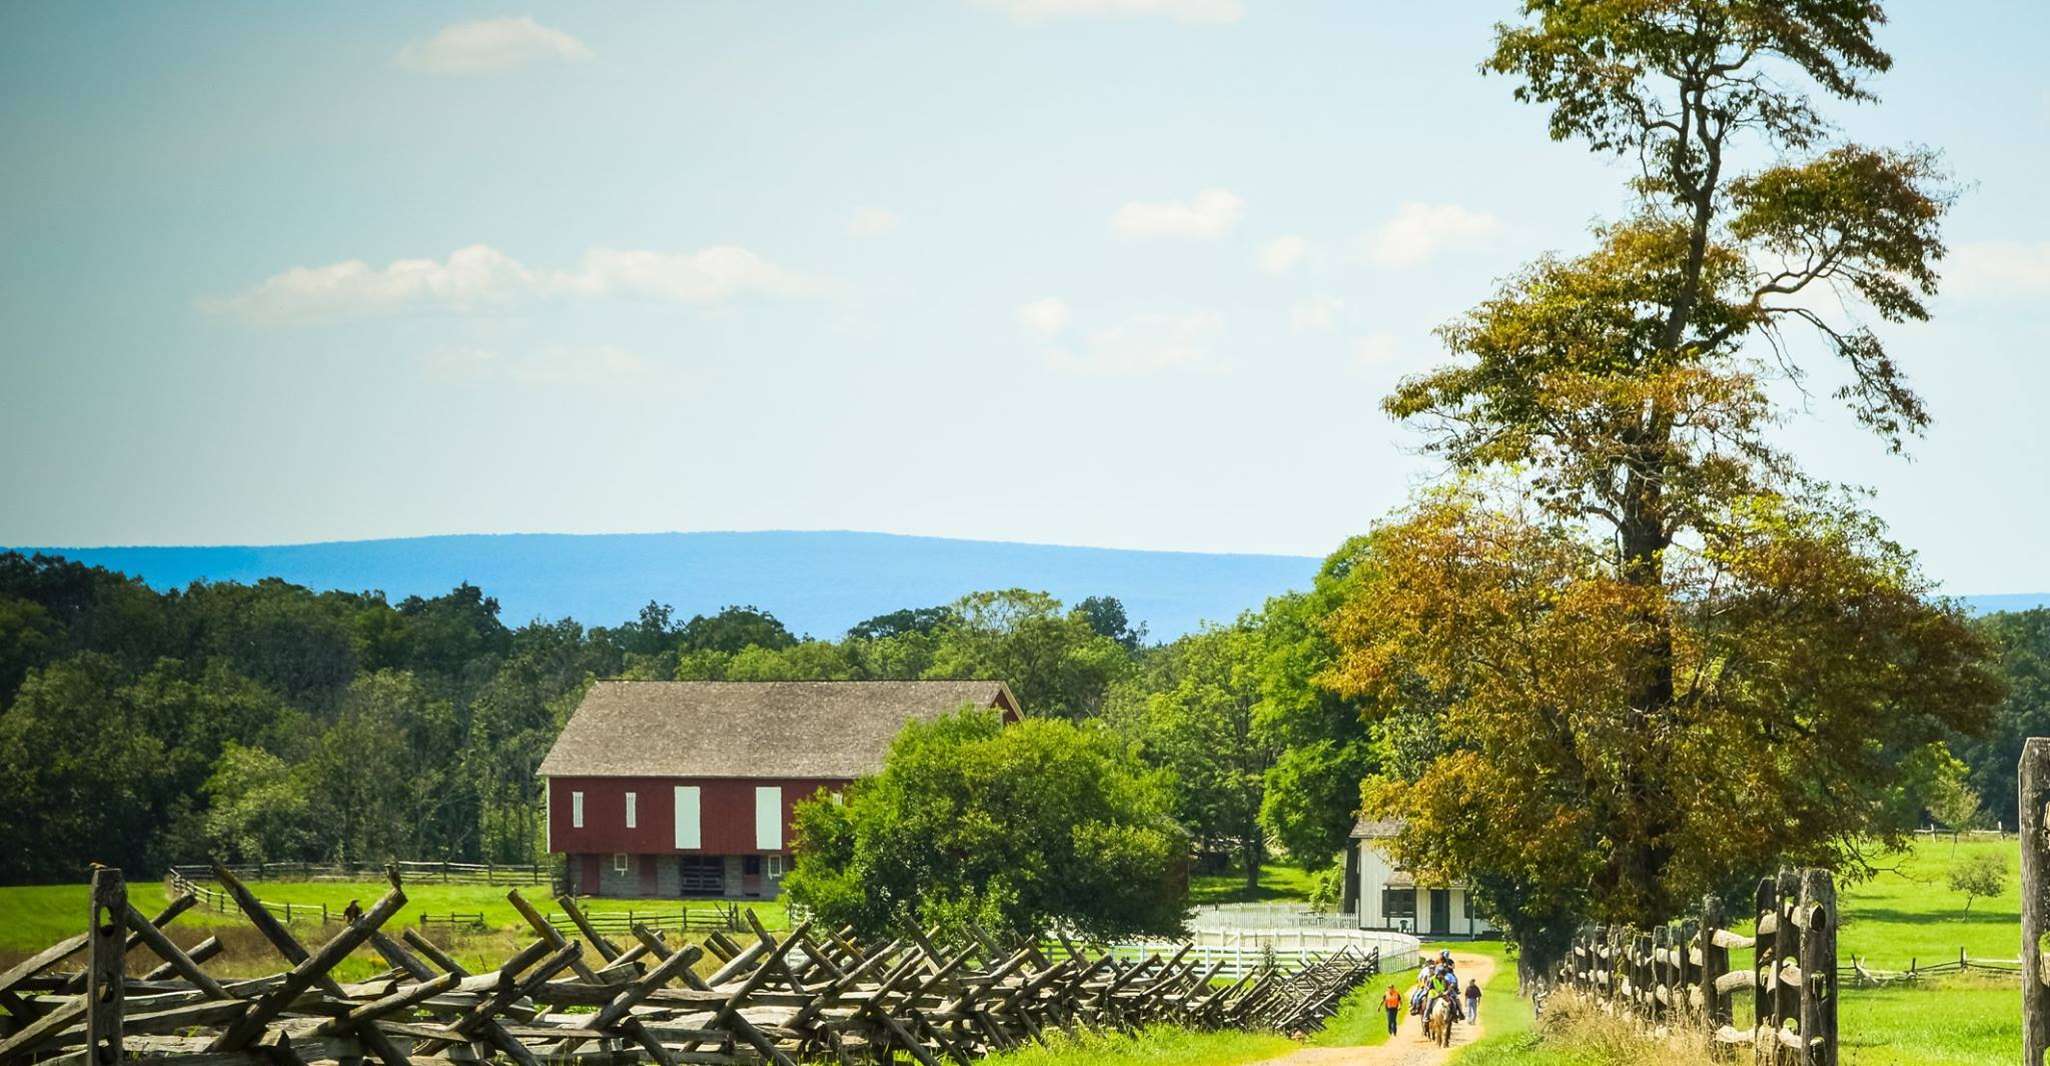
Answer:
[0,864,1378,1066]
[1555,867,1837,1065]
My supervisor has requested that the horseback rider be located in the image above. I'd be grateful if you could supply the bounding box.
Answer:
[1431,957,1464,1023]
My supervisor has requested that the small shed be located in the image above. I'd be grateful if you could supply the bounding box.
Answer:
[1348,817,1496,938]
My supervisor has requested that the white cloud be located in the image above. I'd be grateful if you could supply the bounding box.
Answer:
[847,207,900,238]
[1259,235,1308,274]
[206,244,818,324]
[1350,332,1401,374]
[396,16,593,75]
[1290,296,1341,333]
[1112,188,1244,240]
[1048,310,1224,375]
[423,344,678,389]
[422,345,505,384]
[1362,202,1501,267]
[1016,297,1072,336]
[559,246,816,304]
[1944,240,2050,300]
[972,0,1242,24]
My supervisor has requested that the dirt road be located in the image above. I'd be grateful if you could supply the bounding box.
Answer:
[1253,951,1495,1066]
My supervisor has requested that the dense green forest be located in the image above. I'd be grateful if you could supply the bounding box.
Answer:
[0,548,2042,888]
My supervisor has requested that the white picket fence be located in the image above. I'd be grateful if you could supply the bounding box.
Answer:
[1096,927,1421,977]
[1188,902,1359,930]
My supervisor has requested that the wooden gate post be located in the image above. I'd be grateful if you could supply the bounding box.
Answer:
[2020,737,2050,1064]
[87,867,126,1066]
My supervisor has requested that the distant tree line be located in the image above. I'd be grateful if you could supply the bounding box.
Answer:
[3,545,2043,902]
[0,551,1345,887]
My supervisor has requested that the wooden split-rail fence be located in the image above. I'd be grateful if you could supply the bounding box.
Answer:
[0,864,1378,1066]
[1555,868,1838,1065]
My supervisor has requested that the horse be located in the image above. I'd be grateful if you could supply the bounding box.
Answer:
[1424,991,1456,1047]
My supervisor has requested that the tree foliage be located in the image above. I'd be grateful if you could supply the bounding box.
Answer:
[1952,609,2050,822]
[781,709,1188,940]
[1109,622,1273,886]
[1343,0,2001,933]
[0,553,1172,883]
[1947,853,2006,915]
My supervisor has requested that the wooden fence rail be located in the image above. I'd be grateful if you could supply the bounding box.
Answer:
[1556,867,1837,1065]
[166,870,341,926]
[1,865,1379,1066]
[1839,949,2024,987]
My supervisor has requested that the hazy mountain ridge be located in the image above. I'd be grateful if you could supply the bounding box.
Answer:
[11,531,2041,641]
[10,531,1323,640]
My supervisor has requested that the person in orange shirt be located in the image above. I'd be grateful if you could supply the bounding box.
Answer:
[1381,984,1403,1035]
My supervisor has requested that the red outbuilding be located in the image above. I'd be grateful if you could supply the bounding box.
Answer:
[538,679,1020,899]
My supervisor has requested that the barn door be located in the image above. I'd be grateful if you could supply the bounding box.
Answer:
[1429,889,1451,935]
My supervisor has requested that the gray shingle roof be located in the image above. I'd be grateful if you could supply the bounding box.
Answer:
[537,680,1018,779]
[1350,818,1404,840]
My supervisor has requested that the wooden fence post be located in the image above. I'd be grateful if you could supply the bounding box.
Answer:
[1701,894,1730,1032]
[2021,736,2050,1064]
[1775,869,1804,1066]
[87,867,126,1066]
[1795,869,1836,1066]
[1754,875,1778,1065]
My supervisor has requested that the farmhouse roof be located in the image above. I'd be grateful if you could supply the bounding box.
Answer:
[1350,818,1404,840]
[537,680,1020,780]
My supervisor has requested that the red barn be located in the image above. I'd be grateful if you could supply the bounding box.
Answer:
[538,679,1021,899]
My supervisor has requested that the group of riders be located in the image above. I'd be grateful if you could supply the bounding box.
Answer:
[1380,950,1481,1041]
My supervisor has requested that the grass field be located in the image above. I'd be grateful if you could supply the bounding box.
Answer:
[1834,837,2020,971]
[1189,864,1322,905]
[979,1026,1296,1066]
[0,878,792,953]
[0,875,792,983]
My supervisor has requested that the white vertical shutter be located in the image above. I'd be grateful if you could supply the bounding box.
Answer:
[571,791,584,829]
[674,786,700,849]
[625,792,637,829]
[755,786,783,851]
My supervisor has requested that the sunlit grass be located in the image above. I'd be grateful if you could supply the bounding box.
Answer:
[1189,864,1321,905]
[978,1026,1295,1066]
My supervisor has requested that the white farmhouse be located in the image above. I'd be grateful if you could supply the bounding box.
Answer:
[1343,818,1497,938]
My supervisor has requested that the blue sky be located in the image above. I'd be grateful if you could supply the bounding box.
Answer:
[3,1,2046,595]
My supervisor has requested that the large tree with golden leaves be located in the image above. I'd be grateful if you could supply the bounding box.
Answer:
[1323,1,2003,946]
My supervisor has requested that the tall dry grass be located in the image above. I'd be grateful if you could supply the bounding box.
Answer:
[1523,990,1726,1066]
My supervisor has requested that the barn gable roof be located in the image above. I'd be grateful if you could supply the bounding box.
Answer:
[537,680,1019,780]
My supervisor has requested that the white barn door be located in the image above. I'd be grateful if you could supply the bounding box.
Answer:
[755,786,783,850]
[674,786,701,849]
